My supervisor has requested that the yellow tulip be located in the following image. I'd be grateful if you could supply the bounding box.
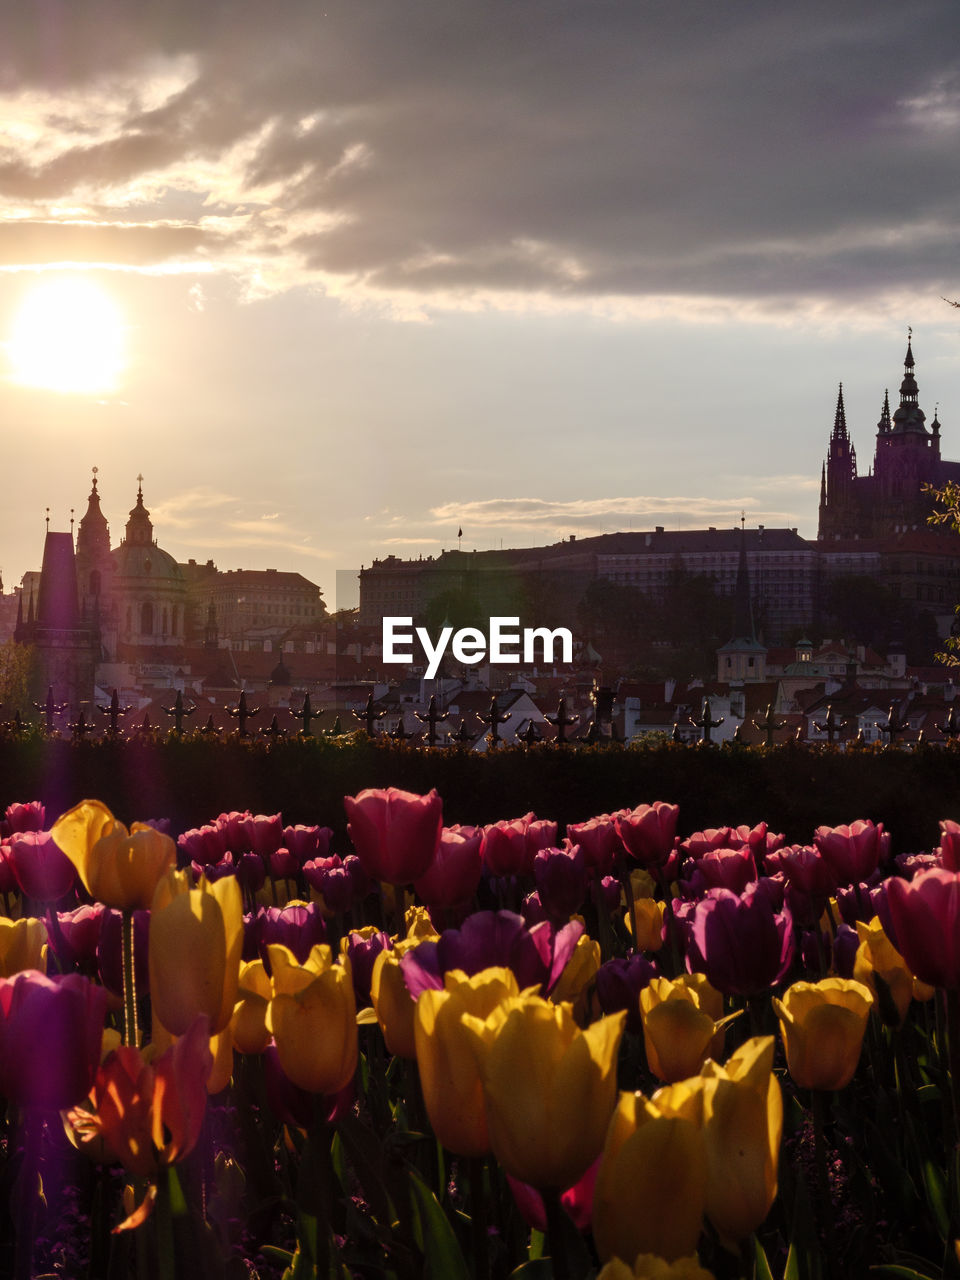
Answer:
[149,870,243,1037]
[231,960,274,1055]
[699,1036,781,1245]
[853,917,918,1025]
[370,940,420,1059]
[404,906,438,940]
[593,1090,707,1264]
[414,967,521,1157]
[266,944,357,1094]
[51,800,176,911]
[463,996,626,1190]
[627,898,666,952]
[597,1255,715,1280]
[550,934,601,1006]
[772,978,873,1092]
[640,977,723,1083]
[0,916,46,977]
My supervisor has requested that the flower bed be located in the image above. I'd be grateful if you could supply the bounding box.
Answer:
[0,791,956,1278]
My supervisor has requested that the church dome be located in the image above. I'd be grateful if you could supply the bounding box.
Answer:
[113,540,184,582]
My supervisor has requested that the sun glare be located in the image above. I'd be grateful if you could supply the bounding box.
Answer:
[6,276,127,394]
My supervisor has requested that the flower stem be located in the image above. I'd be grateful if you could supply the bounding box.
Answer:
[469,1156,489,1279]
[121,908,139,1048]
[542,1189,572,1280]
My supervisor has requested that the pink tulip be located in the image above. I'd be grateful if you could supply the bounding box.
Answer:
[4,802,46,835]
[283,825,333,866]
[566,815,621,876]
[414,824,483,910]
[813,820,887,886]
[887,868,960,989]
[615,802,679,869]
[345,787,443,884]
[939,820,960,871]
[481,815,534,878]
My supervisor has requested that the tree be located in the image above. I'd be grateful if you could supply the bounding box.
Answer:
[0,641,36,715]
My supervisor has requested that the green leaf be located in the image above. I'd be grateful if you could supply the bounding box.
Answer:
[337,1112,396,1227]
[509,1262,556,1279]
[783,1242,800,1280]
[407,1170,471,1280]
[921,1157,949,1240]
[528,1229,545,1261]
[869,1267,942,1279]
[752,1235,774,1280]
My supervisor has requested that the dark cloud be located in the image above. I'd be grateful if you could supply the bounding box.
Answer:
[0,1,958,303]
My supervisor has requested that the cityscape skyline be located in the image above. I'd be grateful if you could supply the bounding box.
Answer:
[0,3,959,608]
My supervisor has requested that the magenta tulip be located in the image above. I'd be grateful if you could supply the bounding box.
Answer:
[814,820,887,886]
[615,802,679,869]
[0,970,107,1110]
[481,815,533,877]
[345,787,443,884]
[686,881,795,995]
[414,824,483,910]
[6,830,77,902]
[4,802,46,835]
[566,815,621,876]
[939,820,960,871]
[886,868,960,989]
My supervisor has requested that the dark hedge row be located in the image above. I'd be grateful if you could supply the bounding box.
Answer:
[2,731,960,852]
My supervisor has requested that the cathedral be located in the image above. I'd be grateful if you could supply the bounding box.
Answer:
[818,335,960,539]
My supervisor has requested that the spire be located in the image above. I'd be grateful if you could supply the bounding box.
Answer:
[832,384,848,440]
[77,464,111,556]
[877,389,891,434]
[124,475,154,547]
[892,328,927,433]
[820,461,826,505]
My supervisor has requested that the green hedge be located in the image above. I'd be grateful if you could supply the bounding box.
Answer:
[1,730,959,851]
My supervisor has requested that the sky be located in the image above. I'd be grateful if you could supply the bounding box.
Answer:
[0,0,958,611]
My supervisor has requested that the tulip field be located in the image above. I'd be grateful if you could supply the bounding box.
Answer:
[2,791,960,1279]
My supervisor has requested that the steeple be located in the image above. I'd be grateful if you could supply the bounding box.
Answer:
[76,466,111,557]
[731,522,756,643]
[892,329,927,434]
[832,384,848,440]
[124,475,154,548]
[877,389,891,435]
[820,461,826,506]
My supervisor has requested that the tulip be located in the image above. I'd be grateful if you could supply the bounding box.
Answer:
[534,844,588,920]
[0,917,47,978]
[813,820,887,887]
[404,905,439,940]
[69,1014,211,1187]
[283,824,333,866]
[593,1089,707,1264]
[49,903,105,972]
[177,823,229,864]
[415,966,522,1156]
[149,869,243,1036]
[616,803,679,870]
[550,934,601,1006]
[699,1036,782,1243]
[341,926,391,1006]
[266,943,358,1094]
[764,845,835,896]
[939,820,960,871]
[627,897,666,951]
[370,940,421,1058]
[772,978,873,1091]
[593,954,659,1034]
[6,830,77,902]
[0,970,107,1110]
[463,995,626,1189]
[640,976,725,1083]
[5,802,46,834]
[51,799,177,911]
[345,786,443,884]
[231,959,273,1055]
[414,824,483,911]
[686,882,794,996]
[596,1256,716,1280]
[566,815,621,876]
[853,917,926,1025]
[886,867,960,989]
[679,828,733,858]
[240,812,284,856]
[251,900,327,965]
[481,815,534,878]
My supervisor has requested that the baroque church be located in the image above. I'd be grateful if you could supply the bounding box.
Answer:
[818,335,960,539]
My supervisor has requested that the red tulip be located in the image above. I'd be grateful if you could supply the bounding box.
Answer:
[0,970,107,1110]
[481,815,534,877]
[345,787,443,884]
[886,867,960,989]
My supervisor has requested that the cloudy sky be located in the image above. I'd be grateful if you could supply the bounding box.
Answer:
[0,0,958,608]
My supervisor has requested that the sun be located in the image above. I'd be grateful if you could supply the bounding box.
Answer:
[6,275,127,394]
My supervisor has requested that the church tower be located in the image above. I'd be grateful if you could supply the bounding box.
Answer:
[819,386,858,539]
[75,467,117,655]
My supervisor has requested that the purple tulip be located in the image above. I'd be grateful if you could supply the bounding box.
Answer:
[593,954,659,1034]
[178,823,229,865]
[534,844,587,920]
[253,902,327,967]
[0,970,107,1110]
[7,830,77,903]
[48,904,105,973]
[887,868,960,989]
[343,929,391,1005]
[566,815,621,876]
[686,882,795,996]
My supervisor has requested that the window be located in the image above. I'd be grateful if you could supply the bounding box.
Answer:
[141,602,154,634]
